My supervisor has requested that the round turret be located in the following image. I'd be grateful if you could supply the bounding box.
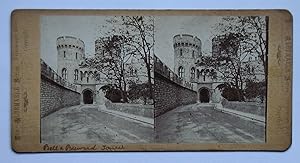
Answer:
[173,34,202,59]
[57,36,85,83]
[173,34,202,81]
[57,36,85,60]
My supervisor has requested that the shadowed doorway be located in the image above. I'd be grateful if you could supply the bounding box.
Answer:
[83,89,93,104]
[199,88,210,103]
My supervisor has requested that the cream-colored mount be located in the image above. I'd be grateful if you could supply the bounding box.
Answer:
[11,10,292,152]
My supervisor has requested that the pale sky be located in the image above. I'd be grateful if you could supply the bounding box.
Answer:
[41,15,222,70]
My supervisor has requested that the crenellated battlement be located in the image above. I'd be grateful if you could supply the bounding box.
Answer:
[56,36,85,52]
[173,34,201,50]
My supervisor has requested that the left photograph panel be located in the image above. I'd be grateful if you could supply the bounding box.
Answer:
[40,15,154,144]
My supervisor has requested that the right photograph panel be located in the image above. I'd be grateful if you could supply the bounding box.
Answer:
[154,16,268,143]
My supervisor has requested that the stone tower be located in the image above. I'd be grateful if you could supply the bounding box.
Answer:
[173,34,220,103]
[173,34,201,82]
[56,36,85,84]
[57,36,97,104]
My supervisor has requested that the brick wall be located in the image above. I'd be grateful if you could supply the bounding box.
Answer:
[40,74,80,118]
[154,72,197,117]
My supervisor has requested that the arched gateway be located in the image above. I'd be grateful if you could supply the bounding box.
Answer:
[199,87,210,103]
[83,89,93,104]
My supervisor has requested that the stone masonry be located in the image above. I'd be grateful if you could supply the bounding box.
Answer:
[40,59,81,118]
[40,75,81,118]
[154,56,197,117]
[154,73,197,117]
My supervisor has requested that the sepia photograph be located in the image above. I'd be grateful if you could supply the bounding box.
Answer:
[154,16,267,143]
[40,15,155,144]
[39,15,268,144]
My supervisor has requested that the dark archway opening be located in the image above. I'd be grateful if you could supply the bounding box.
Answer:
[83,89,93,104]
[200,88,210,103]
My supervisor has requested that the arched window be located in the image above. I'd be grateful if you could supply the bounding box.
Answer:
[178,66,184,78]
[87,72,92,83]
[80,71,83,81]
[192,50,195,58]
[205,69,210,75]
[74,69,78,80]
[86,71,92,83]
[197,69,200,79]
[199,69,205,81]
[63,51,66,58]
[180,49,183,56]
[62,68,67,80]
[191,67,195,79]
[76,52,78,59]
[200,69,204,75]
